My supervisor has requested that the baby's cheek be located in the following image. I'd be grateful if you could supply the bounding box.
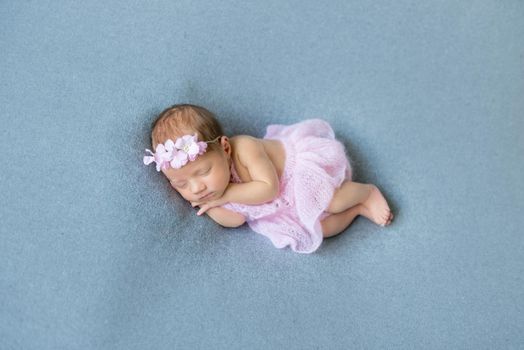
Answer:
[178,190,192,201]
[170,185,183,196]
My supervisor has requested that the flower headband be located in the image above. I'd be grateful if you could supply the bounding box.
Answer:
[143,134,221,171]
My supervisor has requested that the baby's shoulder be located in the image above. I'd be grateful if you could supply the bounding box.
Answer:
[230,134,285,180]
[230,134,260,145]
[229,135,266,163]
[230,134,263,153]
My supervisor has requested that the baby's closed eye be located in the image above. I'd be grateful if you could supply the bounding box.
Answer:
[198,167,211,176]
[171,181,187,189]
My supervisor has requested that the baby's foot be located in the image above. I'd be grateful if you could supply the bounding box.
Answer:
[361,185,393,227]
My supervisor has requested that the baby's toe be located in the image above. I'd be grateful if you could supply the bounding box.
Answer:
[386,213,394,225]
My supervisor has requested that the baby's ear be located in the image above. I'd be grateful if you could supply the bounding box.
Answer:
[220,136,231,155]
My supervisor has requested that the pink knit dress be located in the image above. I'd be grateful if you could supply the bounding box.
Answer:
[222,119,352,254]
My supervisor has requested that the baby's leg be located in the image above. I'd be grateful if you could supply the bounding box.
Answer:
[327,181,393,227]
[321,204,363,238]
[327,181,373,213]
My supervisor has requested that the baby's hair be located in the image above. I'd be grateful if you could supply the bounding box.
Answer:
[151,104,224,152]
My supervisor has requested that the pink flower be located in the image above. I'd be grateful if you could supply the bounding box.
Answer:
[170,149,190,169]
[174,134,208,161]
[143,134,210,171]
[143,142,174,171]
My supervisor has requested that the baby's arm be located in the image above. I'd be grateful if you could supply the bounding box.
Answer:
[193,137,279,217]
[205,207,246,228]
[222,137,279,205]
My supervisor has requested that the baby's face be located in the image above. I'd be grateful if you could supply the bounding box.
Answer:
[162,148,231,203]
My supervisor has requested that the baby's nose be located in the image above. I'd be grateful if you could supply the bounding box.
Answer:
[190,181,205,194]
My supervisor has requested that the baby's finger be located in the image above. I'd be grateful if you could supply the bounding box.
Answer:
[197,205,208,216]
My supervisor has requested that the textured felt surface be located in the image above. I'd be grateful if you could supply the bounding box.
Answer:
[1,0,523,349]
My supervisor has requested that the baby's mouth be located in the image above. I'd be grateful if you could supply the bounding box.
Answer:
[199,192,214,200]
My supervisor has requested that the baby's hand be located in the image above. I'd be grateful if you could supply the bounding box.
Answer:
[191,197,227,216]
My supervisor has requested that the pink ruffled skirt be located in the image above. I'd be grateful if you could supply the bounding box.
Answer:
[222,119,352,253]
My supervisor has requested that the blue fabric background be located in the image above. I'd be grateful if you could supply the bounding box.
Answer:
[1,1,523,349]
